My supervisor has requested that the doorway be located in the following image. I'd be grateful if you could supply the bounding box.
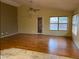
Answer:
[37,17,42,33]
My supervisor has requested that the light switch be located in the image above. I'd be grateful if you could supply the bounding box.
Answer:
[1,33,4,35]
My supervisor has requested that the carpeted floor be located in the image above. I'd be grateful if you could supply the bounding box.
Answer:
[0,48,75,59]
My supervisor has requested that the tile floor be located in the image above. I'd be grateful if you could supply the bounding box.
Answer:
[0,48,75,59]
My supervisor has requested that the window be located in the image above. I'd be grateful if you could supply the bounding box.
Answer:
[50,17,68,30]
[72,15,78,35]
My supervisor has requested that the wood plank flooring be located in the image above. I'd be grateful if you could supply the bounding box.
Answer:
[0,34,79,58]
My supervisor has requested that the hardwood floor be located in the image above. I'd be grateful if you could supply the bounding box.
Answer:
[0,34,79,58]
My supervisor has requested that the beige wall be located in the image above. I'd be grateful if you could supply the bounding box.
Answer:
[0,2,18,38]
[18,5,72,36]
[0,2,1,37]
[72,8,79,49]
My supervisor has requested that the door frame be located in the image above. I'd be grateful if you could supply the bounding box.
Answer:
[36,16,44,34]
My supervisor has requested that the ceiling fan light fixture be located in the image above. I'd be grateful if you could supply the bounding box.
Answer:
[29,0,40,12]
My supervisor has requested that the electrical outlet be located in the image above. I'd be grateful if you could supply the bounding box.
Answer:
[5,32,8,35]
[1,33,4,35]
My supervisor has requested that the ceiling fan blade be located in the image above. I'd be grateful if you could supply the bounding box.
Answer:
[34,9,40,11]
[33,9,40,12]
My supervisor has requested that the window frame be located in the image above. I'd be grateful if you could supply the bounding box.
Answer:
[49,16,68,31]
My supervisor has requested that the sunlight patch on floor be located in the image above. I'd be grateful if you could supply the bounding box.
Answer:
[0,48,74,59]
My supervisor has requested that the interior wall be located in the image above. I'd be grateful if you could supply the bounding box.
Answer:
[0,2,1,37]
[72,8,79,49]
[18,5,73,36]
[0,2,18,38]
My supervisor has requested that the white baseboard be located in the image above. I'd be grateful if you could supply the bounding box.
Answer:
[0,33,19,38]
[19,32,45,35]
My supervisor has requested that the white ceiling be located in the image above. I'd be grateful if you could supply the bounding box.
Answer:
[1,0,79,11]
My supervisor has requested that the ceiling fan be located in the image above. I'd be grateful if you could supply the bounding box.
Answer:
[29,0,40,12]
